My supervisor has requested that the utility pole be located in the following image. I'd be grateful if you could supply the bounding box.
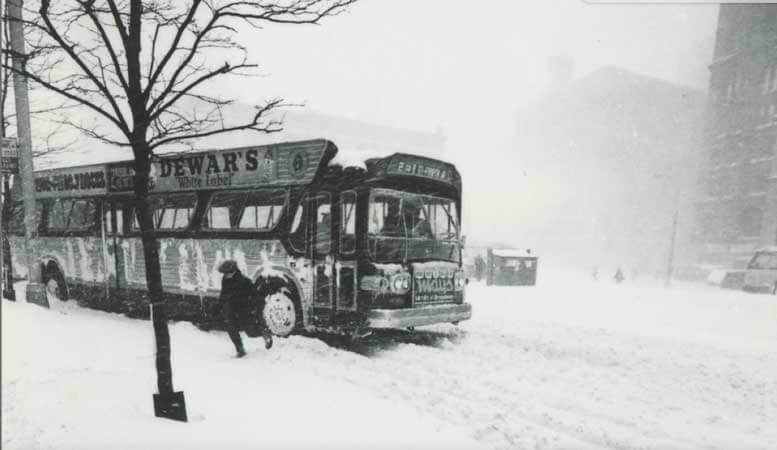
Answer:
[1,0,9,301]
[1,143,4,301]
[8,0,46,306]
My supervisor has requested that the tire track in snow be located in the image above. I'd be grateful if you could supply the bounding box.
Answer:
[314,331,655,450]
[311,321,774,450]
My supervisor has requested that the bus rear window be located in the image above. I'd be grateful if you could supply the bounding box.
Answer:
[203,189,287,231]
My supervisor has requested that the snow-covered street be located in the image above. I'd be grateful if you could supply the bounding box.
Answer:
[3,272,776,450]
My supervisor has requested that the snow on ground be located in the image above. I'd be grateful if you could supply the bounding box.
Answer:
[3,271,777,450]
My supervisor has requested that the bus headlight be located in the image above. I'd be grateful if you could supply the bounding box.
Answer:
[390,273,411,294]
[361,275,389,292]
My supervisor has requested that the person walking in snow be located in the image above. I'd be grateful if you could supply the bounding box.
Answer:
[614,267,625,284]
[213,260,272,357]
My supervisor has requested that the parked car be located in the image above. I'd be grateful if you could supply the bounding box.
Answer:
[742,247,777,294]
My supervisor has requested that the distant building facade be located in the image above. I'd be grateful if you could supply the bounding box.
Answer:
[694,5,777,267]
[515,67,704,273]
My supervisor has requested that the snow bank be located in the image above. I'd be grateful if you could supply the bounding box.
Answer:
[4,271,777,450]
[2,285,483,450]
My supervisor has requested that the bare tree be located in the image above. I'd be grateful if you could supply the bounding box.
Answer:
[2,0,356,417]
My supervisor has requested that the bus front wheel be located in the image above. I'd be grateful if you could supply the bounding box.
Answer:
[263,291,297,338]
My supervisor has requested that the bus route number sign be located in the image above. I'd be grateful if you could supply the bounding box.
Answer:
[1,137,19,175]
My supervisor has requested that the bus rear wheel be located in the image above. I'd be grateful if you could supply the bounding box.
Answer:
[263,291,297,337]
[44,268,67,301]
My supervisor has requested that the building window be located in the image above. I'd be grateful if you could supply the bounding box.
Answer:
[737,206,763,238]
[742,162,771,194]
[769,64,777,92]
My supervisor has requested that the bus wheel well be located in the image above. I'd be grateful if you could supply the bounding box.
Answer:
[255,275,303,331]
[41,260,68,301]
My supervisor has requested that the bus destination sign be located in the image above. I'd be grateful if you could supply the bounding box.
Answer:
[1,137,19,175]
[385,155,458,185]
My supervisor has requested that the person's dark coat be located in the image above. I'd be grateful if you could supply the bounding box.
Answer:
[216,269,255,314]
[614,268,625,284]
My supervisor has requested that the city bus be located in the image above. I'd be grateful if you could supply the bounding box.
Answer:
[6,139,471,336]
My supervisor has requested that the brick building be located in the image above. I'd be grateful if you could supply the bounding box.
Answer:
[694,5,777,267]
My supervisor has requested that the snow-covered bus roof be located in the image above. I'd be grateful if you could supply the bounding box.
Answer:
[31,139,337,198]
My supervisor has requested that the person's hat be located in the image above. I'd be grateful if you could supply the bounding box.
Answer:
[218,260,238,274]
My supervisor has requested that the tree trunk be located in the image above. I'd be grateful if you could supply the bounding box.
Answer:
[133,155,174,395]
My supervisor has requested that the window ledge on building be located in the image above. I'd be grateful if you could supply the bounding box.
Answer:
[710,52,739,67]
[695,196,725,204]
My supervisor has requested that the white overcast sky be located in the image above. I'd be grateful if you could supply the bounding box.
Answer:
[22,0,721,254]
[227,0,718,138]
[219,0,719,249]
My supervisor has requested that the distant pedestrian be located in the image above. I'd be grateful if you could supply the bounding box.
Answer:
[614,267,625,284]
[212,260,272,358]
[474,255,486,281]
[592,266,599,281]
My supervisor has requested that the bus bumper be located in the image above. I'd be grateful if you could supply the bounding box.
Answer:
[368,303,472,329]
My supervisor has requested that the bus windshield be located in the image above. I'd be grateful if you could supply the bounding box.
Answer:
[368,188,460,262]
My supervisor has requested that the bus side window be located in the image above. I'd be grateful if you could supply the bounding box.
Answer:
[103,202,125,235]
[132,194,196,231]
[203,191,242,229]
[68,199,96,231]
[115,206,124,234]
[48,199,71,230]
[340,191,356,254]
[103,203,113,234]
[315,192,332,255]
[289,195,308,253]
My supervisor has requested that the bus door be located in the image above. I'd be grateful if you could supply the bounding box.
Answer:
[311,192,334,325]
[336,191,358,313]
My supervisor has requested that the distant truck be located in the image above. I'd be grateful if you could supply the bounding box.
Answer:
[742,247,777,294]
[486,248,538,286]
